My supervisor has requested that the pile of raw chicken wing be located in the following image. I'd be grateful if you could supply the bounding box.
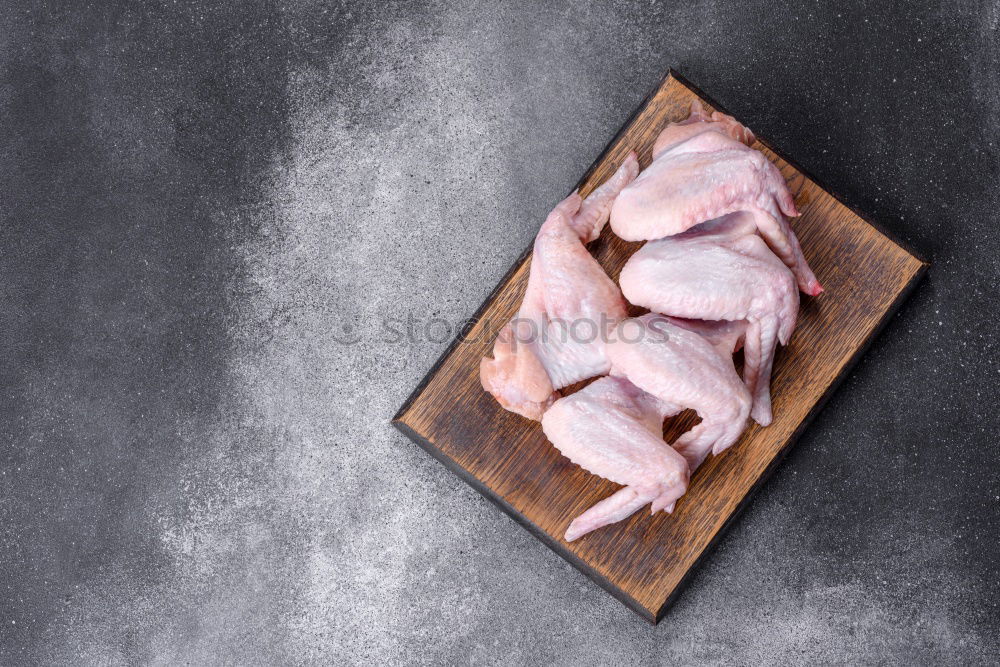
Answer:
[480,102,822,542]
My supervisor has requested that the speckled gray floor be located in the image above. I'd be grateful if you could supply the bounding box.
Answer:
[1,1,998,664]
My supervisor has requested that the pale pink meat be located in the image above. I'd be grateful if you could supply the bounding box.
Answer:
[651,100,755,159]
[607,314,751,472]
[619,213,799,426]
[541,375,688,542]
[664,316,747,358]
[610,105,822,296]
[480,154,639,420]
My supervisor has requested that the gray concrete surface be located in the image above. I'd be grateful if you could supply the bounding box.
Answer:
[1,0,998,664]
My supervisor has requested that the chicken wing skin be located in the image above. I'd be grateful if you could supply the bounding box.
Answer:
[606,314,752,471]
[610,107,822,296]
[541,376,688,542]
[651,100,755,160]
[619,213,799,426]
[480,154,640,420]
[662,315,747,358]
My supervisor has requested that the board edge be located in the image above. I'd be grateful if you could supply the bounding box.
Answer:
[652,258,928,622]
[390,417,659,624]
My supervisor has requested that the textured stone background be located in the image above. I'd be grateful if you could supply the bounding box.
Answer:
[2,1,998,664]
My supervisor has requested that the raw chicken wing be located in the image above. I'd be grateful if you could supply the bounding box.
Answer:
[607,314,751,471]
[619,213,798,426]
[651,100,755,160]
[610,105,822,296]
[481,154,640,419]
[541,375,688,542]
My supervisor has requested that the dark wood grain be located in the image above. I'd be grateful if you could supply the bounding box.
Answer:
[392,71,928,624]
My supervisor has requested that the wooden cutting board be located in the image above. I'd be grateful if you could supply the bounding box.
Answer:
[392,70,927,624]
